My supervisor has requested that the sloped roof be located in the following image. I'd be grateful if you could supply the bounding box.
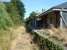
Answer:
[38,2,67,17]
[52,2,67,9]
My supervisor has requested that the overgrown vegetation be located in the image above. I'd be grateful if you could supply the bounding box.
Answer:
[0,0,25,29]
[0,0,66,50]
[0,0,25,50]
[25,11,65,50]
[25,11,38,32]
[0,3,13,30]
[32,32,64,50]
[5,0,25,25]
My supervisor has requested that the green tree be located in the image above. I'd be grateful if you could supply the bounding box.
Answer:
[29,11,37,17]
[8,3,21,25]
[28,11,38,20]
[0,3,13,29]
[25,11,38,32]
[5,3,21,25]
[11,0,25,22]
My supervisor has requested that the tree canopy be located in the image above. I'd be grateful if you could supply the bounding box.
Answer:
[11,0,25,21]
[4,0,25,25]
[0,3,13,29]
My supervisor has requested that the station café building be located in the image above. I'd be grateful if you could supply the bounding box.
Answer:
[34,2,67,29]
[27,2,67,30]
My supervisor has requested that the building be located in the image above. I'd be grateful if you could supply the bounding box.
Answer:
[26,2,67,30]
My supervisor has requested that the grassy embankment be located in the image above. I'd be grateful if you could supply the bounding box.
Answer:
[0,3,23,50]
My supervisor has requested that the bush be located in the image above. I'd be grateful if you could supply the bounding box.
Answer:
[0,3,13,30]
[32,32,64,50]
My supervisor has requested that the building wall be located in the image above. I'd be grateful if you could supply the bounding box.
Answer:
[41,11,60,28]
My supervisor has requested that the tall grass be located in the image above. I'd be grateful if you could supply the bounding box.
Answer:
[0,3,14,50]
[31,25,67,50]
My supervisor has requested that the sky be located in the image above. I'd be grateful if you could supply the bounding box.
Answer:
[1,0,67,18]
[23,0,67,18]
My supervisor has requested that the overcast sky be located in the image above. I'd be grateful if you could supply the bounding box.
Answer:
[0,0,67,18]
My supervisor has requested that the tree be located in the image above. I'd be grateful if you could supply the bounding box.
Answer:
[25,11,38,32]
[0,3,13,29]
[29,11,37,17]
[4,0,25,25]
[11,0,25,21]
[29,11,38,20]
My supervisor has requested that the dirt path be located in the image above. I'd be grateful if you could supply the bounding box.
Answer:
[9,26,39,50]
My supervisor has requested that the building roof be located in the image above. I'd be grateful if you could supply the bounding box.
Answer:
[38,2,67,17]
[52,2,67,9]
